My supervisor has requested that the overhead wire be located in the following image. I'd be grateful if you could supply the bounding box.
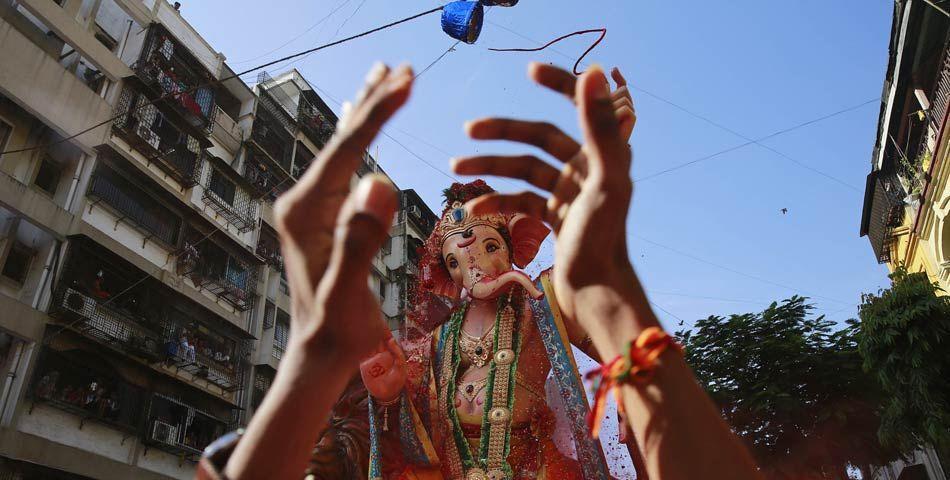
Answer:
[484,19,868,191]
[229,0,354,65]
[634,234,852,306]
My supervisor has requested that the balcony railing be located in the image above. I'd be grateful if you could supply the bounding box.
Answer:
[866,170,905,264]
[243,148,290,202]
[162,341,244,392]
[113,87,203,187]
[177,241,257,311]
[51,287,164,361]
[146,393,227,458]
[256,230,283,271]
[88,170,181,247]
[201,174,258,233]
[250,112,293,173]
[134,24,216,133]
[297,94,334,148]
[31,350,146,433]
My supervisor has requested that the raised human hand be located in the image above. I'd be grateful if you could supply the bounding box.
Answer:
[452,63,635,324]
[274,63,411,366]
[359,337,408,402]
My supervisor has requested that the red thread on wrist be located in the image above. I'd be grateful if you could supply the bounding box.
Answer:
[584,327,682,438]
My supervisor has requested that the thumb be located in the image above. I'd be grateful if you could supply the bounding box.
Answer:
[324,174,398,289]
[576,65,629,180]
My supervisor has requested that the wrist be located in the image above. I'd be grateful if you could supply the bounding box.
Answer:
[575,272,660,360]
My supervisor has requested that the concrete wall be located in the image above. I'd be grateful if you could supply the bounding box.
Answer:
[0,16,113,153]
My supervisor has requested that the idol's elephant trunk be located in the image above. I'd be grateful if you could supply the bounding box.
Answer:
[470,270,543,300]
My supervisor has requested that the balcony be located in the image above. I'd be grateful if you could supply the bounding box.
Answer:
[145,393,227,458]
[87,166,182,247]
[161,335,248,393]
[243,147,291,202]
[256,227,283,271]
[201,166,258,233]
[112,86,203,187]
[211,105,243,154]
[865,170,906,264]
[52,286,164,361]
[177,235,257,311]
[250,89,295,172]
[133,24,216,133]
[30,349,146,433]
[297,91,334,148]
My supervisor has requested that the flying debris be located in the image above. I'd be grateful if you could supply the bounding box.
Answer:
[781,208,788,215]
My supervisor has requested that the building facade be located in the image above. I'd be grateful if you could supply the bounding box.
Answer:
[0,0,434,478]
[861,1,950,479]
[861,0,950,294]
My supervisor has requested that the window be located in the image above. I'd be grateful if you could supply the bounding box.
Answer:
[273,311,290,360]
[2,242,33,284]
[0,120,11,160]
[262,300,275,330]
[94,28,118,53]
[209,169,236,205]
[34,158,61,195]
[379,277,387,300]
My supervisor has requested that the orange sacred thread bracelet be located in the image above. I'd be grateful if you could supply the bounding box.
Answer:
[584,327,683,439]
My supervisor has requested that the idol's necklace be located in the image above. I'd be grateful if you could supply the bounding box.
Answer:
[459,323,495,368]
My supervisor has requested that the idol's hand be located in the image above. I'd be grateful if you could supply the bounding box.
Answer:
[274,63,412,366]
[359,337,408,402]
[452,63,635,324]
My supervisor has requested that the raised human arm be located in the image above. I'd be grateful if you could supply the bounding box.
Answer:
[454,63,762,480]
[208,63,413,480]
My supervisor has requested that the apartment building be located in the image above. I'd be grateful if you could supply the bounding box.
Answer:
[0,0,435,478]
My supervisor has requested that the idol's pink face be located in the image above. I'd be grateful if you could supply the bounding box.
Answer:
[441,224,513,294]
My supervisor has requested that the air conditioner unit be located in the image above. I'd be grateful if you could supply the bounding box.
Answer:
[61,288,95,318]
[136,125,160,150]
[409,205,422,218]
[152,420,179,446]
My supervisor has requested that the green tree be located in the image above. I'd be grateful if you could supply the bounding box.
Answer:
[857,267,950,456]
[676,297,899,479]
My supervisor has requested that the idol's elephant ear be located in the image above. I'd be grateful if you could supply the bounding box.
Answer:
[508,213,550,269]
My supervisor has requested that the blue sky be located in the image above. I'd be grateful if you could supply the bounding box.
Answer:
[184,0,893,329]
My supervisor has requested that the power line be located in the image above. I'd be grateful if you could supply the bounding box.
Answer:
[648,301,686,324]
[333,0,370,40]
[648,290,772,306]
[416,40,462,79]
[230,0,354,65]
[634,98,877,183]
[0,5,446,157]
[485,19,869,191]
[634,234,852,306]
[309,84,458,182]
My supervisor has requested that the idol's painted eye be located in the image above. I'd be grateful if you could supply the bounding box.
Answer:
[448,258,459,269]
[486,243,499,253]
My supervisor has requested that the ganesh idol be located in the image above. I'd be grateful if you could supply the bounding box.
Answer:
[359,180,618,480]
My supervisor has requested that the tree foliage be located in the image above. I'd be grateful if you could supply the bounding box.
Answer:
[857,267,950,453]
[676,296,899,479]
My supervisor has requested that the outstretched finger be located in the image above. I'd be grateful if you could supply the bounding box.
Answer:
[576,66,630,180]
[611,67,628,88]
[452,155,561,192]
[323,175,399,290]
[465,118,581,162]
[300,65,413,196]
[465,191,549,223]
[529,62,578,103]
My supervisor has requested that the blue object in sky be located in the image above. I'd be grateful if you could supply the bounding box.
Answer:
[481,0,519,6]
[441,1,484,44]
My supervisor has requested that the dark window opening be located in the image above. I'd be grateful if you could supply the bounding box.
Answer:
[209,169,236,205]
[34,158,61,195]
[2,242,33,284]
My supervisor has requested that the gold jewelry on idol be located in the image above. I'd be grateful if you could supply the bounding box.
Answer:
[459,323,495,368]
